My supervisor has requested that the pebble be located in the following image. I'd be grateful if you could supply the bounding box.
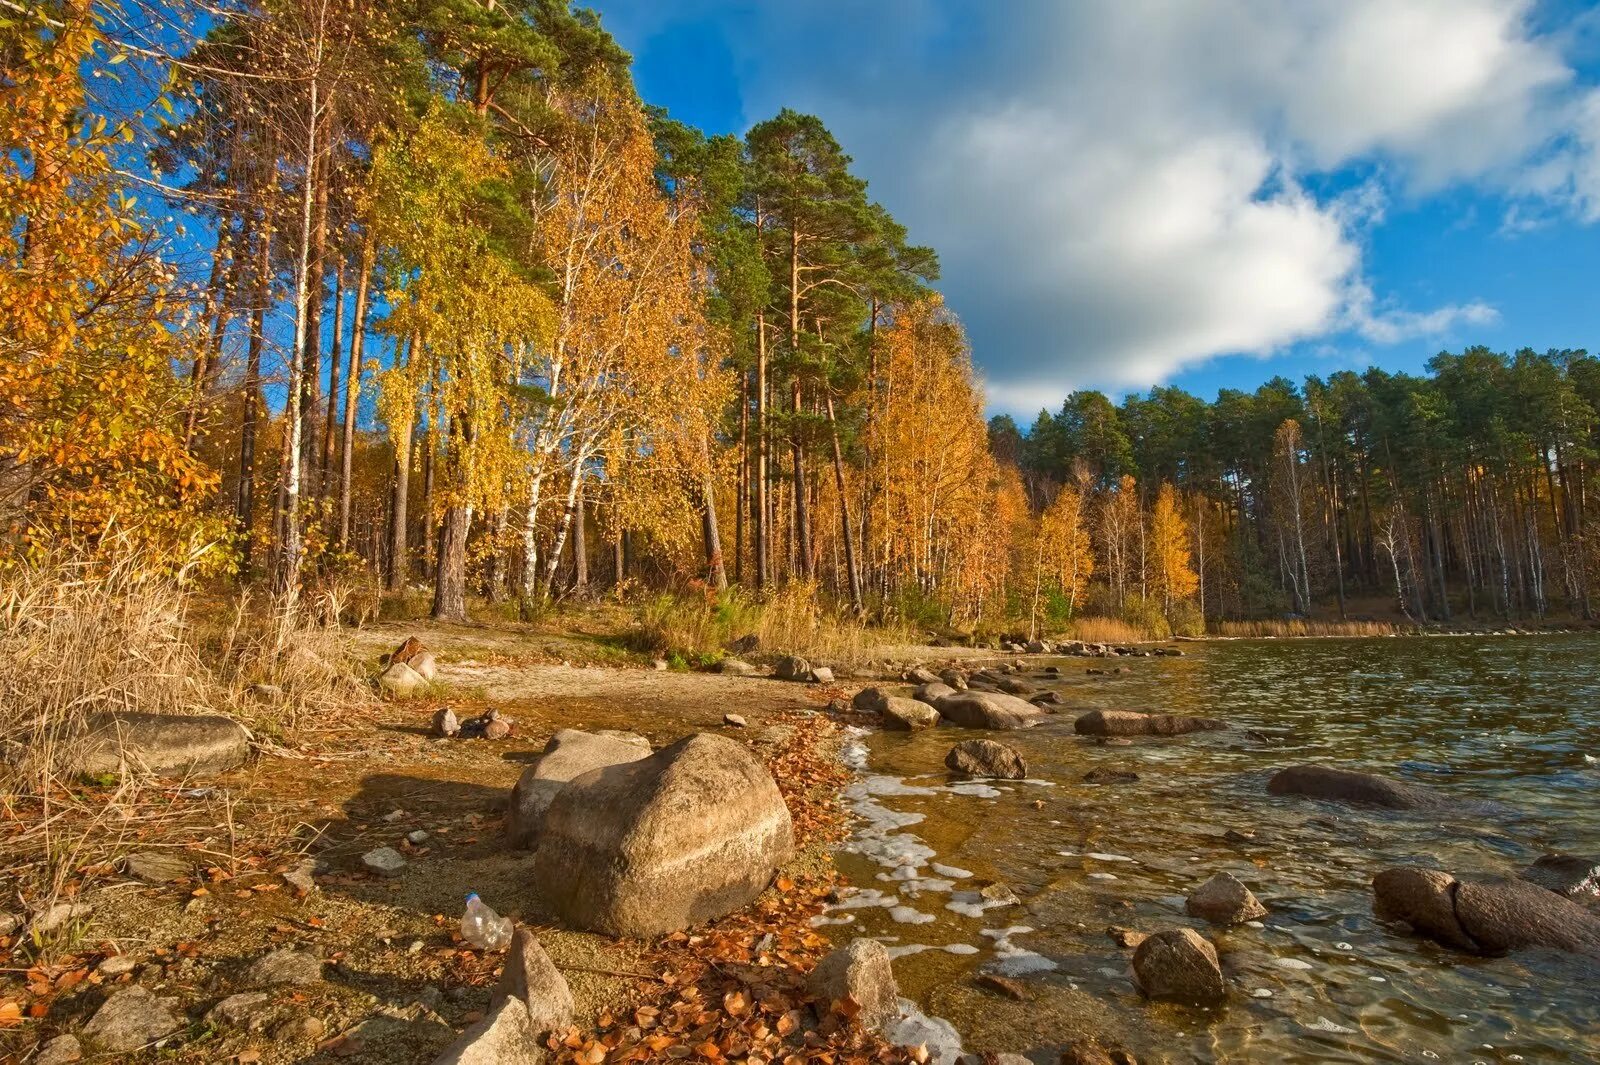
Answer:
[362,847,407,877]
[723,713,748,728]
[408,939,424,954]
[1273,957,1314,971]
[97,954,139,976]
[35,1035,82,1065]
[406,830,429,845]
[1251,988,1274,998]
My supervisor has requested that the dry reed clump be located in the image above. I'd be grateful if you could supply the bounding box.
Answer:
[1061,615,1150,644]
[1212,618,1399,638]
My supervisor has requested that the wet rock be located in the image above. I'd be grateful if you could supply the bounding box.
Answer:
[723,713,748,728]
[774,655,812,681]
[980,881,1021,905]
[1107,926,1147,949]
[493,928,574,1034]
[432,707,460,737]
[1185,872,1268,925]
[974,972,1028,1000]
[852,687,891,714]
[431,996,543,1065]
[378,660,428,697]
[35,1034,82,1065]
[74,711,250,777]
[1131,928,1225,1004]
[934,691,1046,730]
[1029,690,1064,707]
[938,669,968,690]
[905,667,940,685]
[913,681,957,705]
[207,991,273,1029]
[881,697,940,731]
[1083,767,1139,784]
[1060,1040,1139,1065]
[1074,709,1225,737]
[945,739,1027,779]
[1268,764,1442,809]
[82,987,181,1052]
[995,676,1036,696]
[1370,867,1495,952]
[1520,854,1600,899]
[807,938,898,1029]
[1223,828,1258,845]
[717,658,756,676]
[124,850,191,883]
[506,730,654,849]
[1456,876,1600,956]
[244,948,324,987]
[362,846,407,877]
[536,733,794,937]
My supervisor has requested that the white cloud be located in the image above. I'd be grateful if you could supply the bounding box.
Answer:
[607,0,1598,409]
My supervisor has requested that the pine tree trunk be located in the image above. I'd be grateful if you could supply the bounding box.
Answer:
[824,391,862,614]
[338,230,373,544]
[431,503,472,621]
[754,310,769,588]
[319,261,343,493]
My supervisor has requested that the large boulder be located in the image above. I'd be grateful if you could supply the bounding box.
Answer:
[74,711,249,777]
[945,739,1027,779]
[534,733,794,937]
[880,697,940,731]
[506,729,651,849]
[1373,866,1600,957]
[1185,872,1268,925]
[933,691,1045,730]
[807,938,899,1030]
[1268,764,1441,810]
[1074,710,1225,737]
[1131,928,1225,1004]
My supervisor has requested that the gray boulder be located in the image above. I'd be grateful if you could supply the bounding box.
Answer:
[1520,854,1600,899]
[34,1035,82,1065]
[82,987,181,1052]
[378,660,428,696]
[432,707,460,737]
[1373,866,1600,957]
[74,711,249,777]
[880,697,940,731]
[809,666,835,684]
[1131,928,1225,1004]
[493,928,574,1034]
[807,938,898,1030]
[506,729,651,850]
[1268,764,1441,810]
[905,667,940,685]
[933,691,1045,730]
[1185,872,1268,925]
[912,681,957,705]
[1074,709,1225,737]
[206,991,273,1029]
[852,687,890,713]
[945,739,1027,779]
[938,669,968,690]
[535,732,794,937]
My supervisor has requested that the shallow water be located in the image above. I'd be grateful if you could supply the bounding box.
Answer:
[828,635,1600,1063]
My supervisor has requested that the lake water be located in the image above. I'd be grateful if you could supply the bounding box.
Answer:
[826,635,1600,1063]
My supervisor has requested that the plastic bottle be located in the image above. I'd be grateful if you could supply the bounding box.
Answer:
[460,892,513,950]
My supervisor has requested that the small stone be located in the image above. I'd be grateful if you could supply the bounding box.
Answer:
[717,658,756,676]
[1223,828,1257,844]
[723,713,748,728]
[1083,767,1139,784]
[408,939,424,954]
[207,991,274,1029]
[243,948,324,987]
[407,830,429,845]
[0,911,17,935]
[35,1035,82,1065]
[1186,872,1269,925]
[382,809,406,823]
[418,985,443,1011]
[945,739,1027,779]
[82,987,181,1052]
[33,901,92,933]
[809,666,835,684]
[1132,928,1225,1004]
[282,858,318,895]
[807,938,898,1030]
[653,658,669,672]
[1107,926,1148,949]
[979,881,1021,905]
[974,972,1028,1000]
[124,850,192,883]
[432,707,460,737]
[248,683,285,702]
[362,846,407,877]
[774,655,811,681]
[97,954,139,976]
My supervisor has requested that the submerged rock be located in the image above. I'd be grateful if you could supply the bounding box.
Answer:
[1520,854,1600,899]
[74,710,250,777]
[933,691,1045,730]
[536,732,794,937]
[1373,866,1600,957]
[1083,767,1139,784]
[506,729,651,849]
[1268,764,1441,809]
[945,739,1027,779]
[1061,1040,1140,1065]
[1185,872,1268,925]
[974,973,1028,1000]
[881,697,940,731]
[1073,709,1225,737]
[807,938,899,1029]
[1131,928,1225,1004]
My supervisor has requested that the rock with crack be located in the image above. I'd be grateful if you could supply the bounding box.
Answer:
[933,691,1045,730]
[506,729,651,850]
[1267,764,1441,810]
[82,987,182,1052]
[806,938,899,1030]
[493,928,574,1034]
[1185,872,1268,925]
[535,732,794,937]
[244,948,325,987]
[430,996,544,1065]
[944,738,1027,779]
[1373,865,1600,957]
[880,697,940,731]
[1074,710,1225,738]
[73,711,250,777]
[1132,928,1225,1004]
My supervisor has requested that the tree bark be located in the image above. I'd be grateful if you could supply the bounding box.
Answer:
[385,336,415,593]
[824,390,862,614]
[337,229,373,544]
[236,218,271,577]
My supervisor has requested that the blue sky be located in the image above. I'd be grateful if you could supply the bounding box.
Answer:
[599,0,1600,414]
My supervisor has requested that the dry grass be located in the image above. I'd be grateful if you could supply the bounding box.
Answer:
[1061,615,1150,644]
[1212,618,1400,637]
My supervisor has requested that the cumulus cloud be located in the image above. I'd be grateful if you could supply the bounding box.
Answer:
[607,0,1599,409]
